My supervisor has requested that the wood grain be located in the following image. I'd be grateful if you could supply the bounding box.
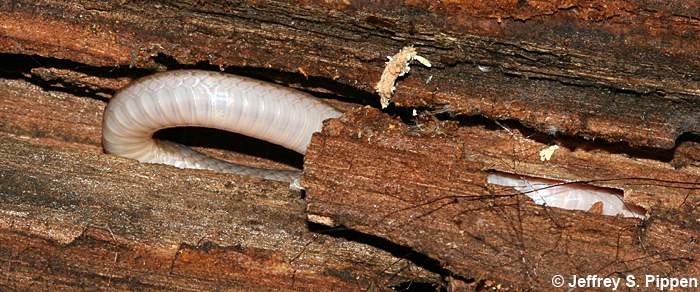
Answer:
[304,108,700,289]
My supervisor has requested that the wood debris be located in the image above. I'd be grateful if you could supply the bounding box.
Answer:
[375,46,431,108]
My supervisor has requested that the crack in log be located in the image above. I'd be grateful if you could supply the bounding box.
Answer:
[1,51,697,172]
[307,222,470,288]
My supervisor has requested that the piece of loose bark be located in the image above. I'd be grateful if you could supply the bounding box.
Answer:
[303,107,700,289]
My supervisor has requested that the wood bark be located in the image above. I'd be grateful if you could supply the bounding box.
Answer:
[303,108,700,289]
[1,0,699,290]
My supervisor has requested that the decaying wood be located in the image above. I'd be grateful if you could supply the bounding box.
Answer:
[1,0,699,290]
[303,108,700,289]
[0,79,439,290]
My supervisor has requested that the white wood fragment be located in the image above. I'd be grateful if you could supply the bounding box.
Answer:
[539,145,559,161]
[375,46,432,108]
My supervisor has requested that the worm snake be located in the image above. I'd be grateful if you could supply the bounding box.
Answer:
[102,70,341,185]
[487,172,645,219]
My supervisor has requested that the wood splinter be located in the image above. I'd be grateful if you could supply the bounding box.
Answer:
[375,46,431,108]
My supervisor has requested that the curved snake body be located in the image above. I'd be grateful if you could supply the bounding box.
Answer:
[102,70,341,183]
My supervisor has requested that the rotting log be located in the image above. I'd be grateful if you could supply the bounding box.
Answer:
[1,0,699,290]
[0,78,440,290]
[303,108,700,289]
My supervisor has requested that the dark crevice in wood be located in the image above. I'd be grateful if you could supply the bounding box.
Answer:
[307,222,469,285]
[677,132,700,144]
[0,53,145,102]
[391,109,679,164]
[0,53,143,78]
[425,113,678,163]
[376,102,691,165]
[493,118,676,162]
[155,127,304,170]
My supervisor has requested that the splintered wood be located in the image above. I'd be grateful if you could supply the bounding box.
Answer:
[303,108,700,289]
[375,46,431,108]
